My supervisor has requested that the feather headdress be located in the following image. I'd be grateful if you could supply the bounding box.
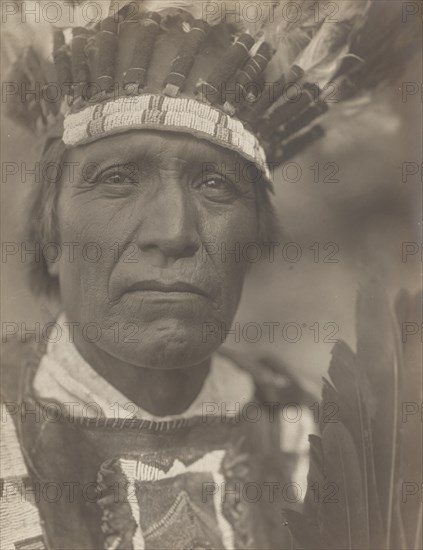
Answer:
[2,0,421,170]
[284,281,423,549]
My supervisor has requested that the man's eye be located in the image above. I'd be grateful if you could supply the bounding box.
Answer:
[199,178,227,190]
[100,170,137,185]
[105,173,126,185]
[195,175,239,201]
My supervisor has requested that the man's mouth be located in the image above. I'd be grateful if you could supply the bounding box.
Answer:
[125,280,213,301]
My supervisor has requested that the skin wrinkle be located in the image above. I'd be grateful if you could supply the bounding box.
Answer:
[107,236,221,309]
[138,166,200,264]
[51,130,260,415]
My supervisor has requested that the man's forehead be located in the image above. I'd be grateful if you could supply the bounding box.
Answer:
[67,130,239,169]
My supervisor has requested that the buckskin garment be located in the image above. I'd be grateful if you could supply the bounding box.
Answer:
[1,328,312,550]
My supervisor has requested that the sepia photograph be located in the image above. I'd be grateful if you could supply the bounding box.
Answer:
[1,1,422,549]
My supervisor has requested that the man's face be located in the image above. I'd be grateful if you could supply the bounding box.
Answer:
[52,130,259,369]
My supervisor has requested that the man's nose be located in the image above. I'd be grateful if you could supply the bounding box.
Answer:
[135,183,201,265]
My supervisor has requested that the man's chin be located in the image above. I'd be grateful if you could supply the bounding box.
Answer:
[97,325,222,370]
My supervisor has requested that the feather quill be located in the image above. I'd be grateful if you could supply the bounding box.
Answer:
[35,0,112,28]
[284,281,422,549]
[321,422,367,549]
[394,290,423,550]
[114,0,257,26]
[263,0,328,82]
[333,0,422,93]
[355,281,402,549]
[328,341,384,548]
[294,0,370,88]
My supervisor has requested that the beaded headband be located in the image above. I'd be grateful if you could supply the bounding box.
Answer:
[4,0,419,186]
[63,93,271,180]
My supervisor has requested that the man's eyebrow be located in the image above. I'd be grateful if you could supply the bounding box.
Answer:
[74,147,156,170]
[181,144,241,168]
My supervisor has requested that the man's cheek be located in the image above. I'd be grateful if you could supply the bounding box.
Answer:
[216,262,244,312]
[58,250,110,306]
[59,215,117,270]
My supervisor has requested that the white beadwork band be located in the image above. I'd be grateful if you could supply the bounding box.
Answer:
[63,94,271,182]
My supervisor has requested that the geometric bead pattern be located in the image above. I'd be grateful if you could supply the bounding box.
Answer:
[63,94,271,181]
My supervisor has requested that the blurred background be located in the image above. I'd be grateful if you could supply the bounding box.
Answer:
[1,2,422,397]
[234,52,422,394]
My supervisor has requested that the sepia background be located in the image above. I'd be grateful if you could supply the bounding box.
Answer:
[1,4,422,397]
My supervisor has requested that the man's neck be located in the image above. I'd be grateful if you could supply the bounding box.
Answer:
[72,334,211,417]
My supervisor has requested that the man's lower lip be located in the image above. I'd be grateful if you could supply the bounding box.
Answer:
[125,290,209,301]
